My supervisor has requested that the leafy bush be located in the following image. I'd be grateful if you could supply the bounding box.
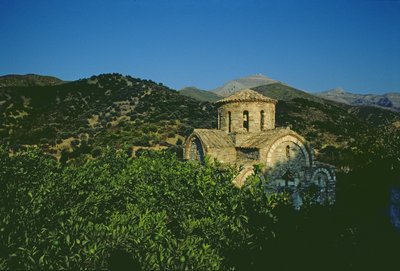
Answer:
[0,147,279,270]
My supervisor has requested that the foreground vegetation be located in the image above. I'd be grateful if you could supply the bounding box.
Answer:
[1,147,399,270]
[0,147,285,270]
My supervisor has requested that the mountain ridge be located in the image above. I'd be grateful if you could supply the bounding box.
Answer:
[316,88,400,112]
[211,74,279,97]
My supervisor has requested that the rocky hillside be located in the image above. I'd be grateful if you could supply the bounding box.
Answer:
[211,74,278,97]
[0,73,216,161]
[0,74,64,87]
[316,88,400,112]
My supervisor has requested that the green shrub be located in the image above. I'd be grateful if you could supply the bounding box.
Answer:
[0,147,279,270]
[91,147,102,158]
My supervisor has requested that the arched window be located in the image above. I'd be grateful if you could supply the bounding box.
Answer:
[260,110,265,130]
[243,111,249,132]
[286,145,290,159]
[228,111,232,132]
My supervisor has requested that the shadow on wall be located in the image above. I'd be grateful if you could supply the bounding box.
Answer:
[259,144,335,209]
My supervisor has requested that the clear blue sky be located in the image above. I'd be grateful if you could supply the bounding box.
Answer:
[0,0,399,93]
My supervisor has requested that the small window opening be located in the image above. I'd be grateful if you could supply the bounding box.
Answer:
[260,110,265,130]
[228,111,232,132]
[243,111,249,132]
[286,145,290,159]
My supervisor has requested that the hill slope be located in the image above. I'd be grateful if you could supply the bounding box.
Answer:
[252,82,325,103]
[0,73,216,160]
[0,74,64,87]
[179,87,221,102]
[211,74,278,97]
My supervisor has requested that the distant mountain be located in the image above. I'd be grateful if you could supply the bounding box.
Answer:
[211,74,278,97]
[315,88,400,112]
[0,74,64,87]
[179,86,221,102]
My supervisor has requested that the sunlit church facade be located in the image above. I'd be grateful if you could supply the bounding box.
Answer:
[185,89,336,206]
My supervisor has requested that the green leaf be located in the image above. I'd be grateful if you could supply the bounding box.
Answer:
[39,255,45,265]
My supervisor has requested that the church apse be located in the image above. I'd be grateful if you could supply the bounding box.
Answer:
[185,89,336,205]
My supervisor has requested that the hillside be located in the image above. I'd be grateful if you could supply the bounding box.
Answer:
[0,73,399,171]
[288,102,399,172]
[316,88,400,112]
[0,74,64,87]
[252,82,399,143]
[211,74,278,97]
[179,86,221,102]
[252,82,325,103]
[0,73,216,161]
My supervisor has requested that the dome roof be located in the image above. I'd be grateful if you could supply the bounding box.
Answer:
[216,89,277,105]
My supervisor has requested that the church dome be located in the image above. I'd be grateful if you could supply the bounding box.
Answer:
[216,89,277,133]
[216,89,277,105]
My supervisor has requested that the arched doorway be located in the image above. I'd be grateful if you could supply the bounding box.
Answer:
[187,136,205,163]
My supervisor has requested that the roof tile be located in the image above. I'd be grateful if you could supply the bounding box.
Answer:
[216,89,277,104]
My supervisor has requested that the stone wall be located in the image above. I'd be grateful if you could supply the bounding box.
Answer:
[218,101,275,133]
[260,135,311,167]
[231,133,256,146]
[236,148,260,162]
[206,147,237,164]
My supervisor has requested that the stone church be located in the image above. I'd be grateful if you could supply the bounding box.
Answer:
[184,89,335,205]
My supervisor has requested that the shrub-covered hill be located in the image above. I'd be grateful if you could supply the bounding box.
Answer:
[275,97,400,170]
[179,87,221,102]
[0,74,64,88]
[0,73,216,159]
[1,72,399,171]
[253,82,325,103]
